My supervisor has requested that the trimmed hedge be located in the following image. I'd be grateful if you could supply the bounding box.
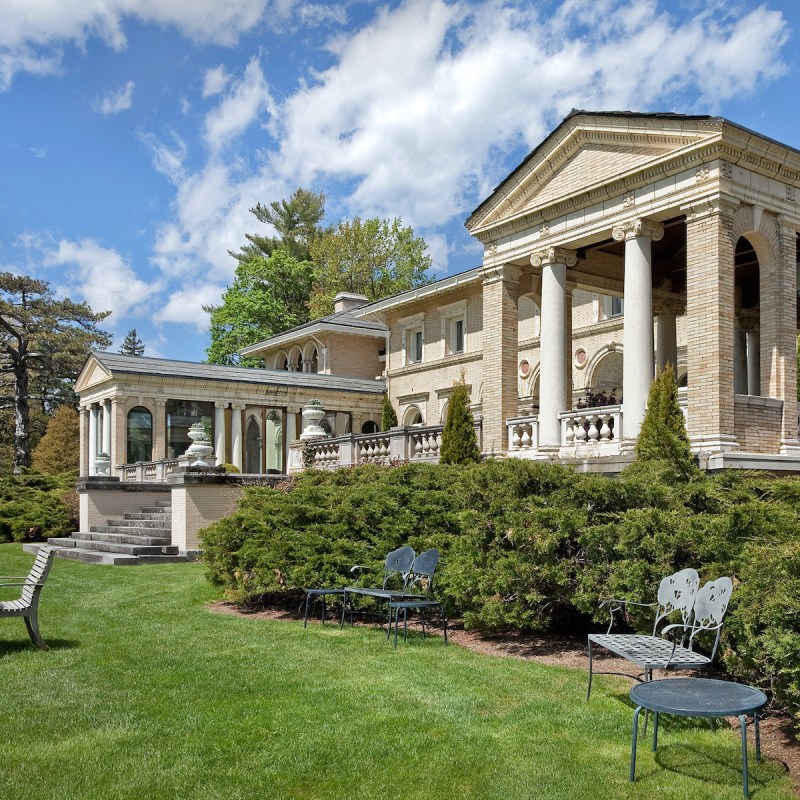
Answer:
[200,460,800,728]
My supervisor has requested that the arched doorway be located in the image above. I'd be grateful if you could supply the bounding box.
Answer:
[734,235,760,395]
[245,416,261,474]
[126,406,152,462]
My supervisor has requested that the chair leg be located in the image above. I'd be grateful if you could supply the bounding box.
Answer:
[440,604,448,645]
[586,639,594,701]
[303,593,311,628]
[24,613,48,651]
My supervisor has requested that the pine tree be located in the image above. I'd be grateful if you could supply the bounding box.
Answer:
[635,365,698,480]
[120,328,145,357]
[381,395,398,431]
[439,376,481,465]
[31,405,79,474]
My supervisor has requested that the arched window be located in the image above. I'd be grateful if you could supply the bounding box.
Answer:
[127,406,152,463]
[276,351,289,371]
[361,420,379,434]
[403,405,423,426]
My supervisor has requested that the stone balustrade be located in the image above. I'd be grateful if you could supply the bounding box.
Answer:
[507,417,538,452]
[559,406,622,448]
[119,458,182,482]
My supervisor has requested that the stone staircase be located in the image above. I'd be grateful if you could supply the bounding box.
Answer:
[43,500,188,565]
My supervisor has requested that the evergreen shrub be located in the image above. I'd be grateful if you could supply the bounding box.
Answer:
[200,460,800,728]
[0,471,77,542]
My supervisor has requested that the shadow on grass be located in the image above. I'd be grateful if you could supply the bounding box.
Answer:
[0,637,79,656]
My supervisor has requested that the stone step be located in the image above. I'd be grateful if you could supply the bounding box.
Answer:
[25,543,187,566]
[48,536,179,556]
[104,518,171,530]
[73,531,172,547]
[139,505,172,513]
[92,525,172,537]
[122,512,170,521]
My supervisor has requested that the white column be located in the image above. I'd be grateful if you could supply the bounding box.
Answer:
[613,219,664,440]
[102,400,112,456]
[531,247,576,449]
[230,403,243,471]
[746,329,761,396]
[734,327,748,394]
[655,313,678,374]
[214,402,227,466]
[88,404,98,475]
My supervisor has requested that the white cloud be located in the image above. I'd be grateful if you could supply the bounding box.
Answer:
[43,238,160,322]
[298,3,348,27]
[153,284,223,330]
[30,146,48,159]
[204,58,274,154]
[270,0,790,228]
[140,128,188,185]
[94,79,134,114]
[0,0,296,90]
[202,65,230,97]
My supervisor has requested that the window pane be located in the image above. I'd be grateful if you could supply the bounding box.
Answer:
[454,319,464,352]
[166,400,213,458]
[127,407,152,463]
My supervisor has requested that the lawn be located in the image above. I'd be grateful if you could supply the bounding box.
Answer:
[0,544,792,800]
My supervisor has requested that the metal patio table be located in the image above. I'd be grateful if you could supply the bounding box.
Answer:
[629,677,768,799]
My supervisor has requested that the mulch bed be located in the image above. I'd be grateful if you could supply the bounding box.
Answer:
[209,600,800,796]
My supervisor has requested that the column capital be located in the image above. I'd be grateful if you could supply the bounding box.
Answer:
[481,263,523,285]
[214,401,229,410]
[230,401,246,411]
[612,218,664,242]
[530,247,577,269]
[681,195,739,222]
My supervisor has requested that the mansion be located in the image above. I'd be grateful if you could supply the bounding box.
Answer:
[72,110,800,557]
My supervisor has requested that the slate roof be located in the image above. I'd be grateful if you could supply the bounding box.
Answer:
[87,351,386,394]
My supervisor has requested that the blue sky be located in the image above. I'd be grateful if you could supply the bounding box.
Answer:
[1,0,798,363]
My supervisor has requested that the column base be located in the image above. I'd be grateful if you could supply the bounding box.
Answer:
[779,438,800,456]
[689,434,740,455]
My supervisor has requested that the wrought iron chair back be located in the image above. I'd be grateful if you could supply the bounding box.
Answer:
[403,548,439,597]
[381,545,416,590]
[653,567,700,635]
[684,576,733,659]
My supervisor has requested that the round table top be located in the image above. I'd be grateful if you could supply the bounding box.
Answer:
[630,678,767,717]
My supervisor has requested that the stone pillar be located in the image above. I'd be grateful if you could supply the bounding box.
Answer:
[531,247,576,449]
[153,399,167,459]
[79,407,89,477]
[655,312,678,373]
[230,403,244,471]
[767,218,799,452]
[746,328,761,396]
[214,402,227,467]
[613,219,663,440]
[480,263,522,453]
[102,400,112,455]
[111,399,124,468]
[89,404,98,475]
[683,198,738,453]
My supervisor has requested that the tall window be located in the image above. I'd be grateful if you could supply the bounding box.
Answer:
[166,400,213,458]
[126,407,152,463]
[407,327,423,364]
[611,296,624,317]
[447,317,464,354]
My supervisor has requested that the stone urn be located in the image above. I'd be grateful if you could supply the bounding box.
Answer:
[94,452,111,476]
[300,400,327,441]
[185,422,214,466]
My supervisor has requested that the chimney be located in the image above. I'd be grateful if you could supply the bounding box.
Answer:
[333,292,369,313]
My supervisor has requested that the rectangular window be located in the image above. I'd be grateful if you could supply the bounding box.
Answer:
[451,318,464,354]
[610,296,624,317]
[408,327,423,363]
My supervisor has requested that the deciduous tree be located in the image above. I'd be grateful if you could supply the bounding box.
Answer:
[308,217,432,318]
[31,405,79,474]
[204,250,315,366]
[0,273,111,472]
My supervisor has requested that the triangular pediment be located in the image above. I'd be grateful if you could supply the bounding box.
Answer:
[74,354,113,393]
[467,112,723,235]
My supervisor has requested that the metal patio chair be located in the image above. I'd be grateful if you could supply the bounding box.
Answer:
[0,546,55,651]
[587,573,732,700]
[339,545,416,626]
[385,548,448,648]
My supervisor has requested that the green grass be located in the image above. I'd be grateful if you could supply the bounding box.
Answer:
[0,544,792,800]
